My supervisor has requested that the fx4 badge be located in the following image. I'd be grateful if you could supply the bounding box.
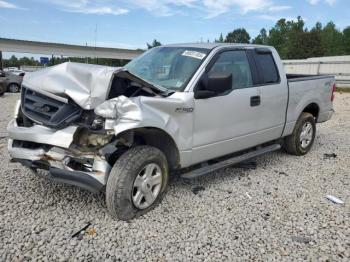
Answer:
[175,107,194,113]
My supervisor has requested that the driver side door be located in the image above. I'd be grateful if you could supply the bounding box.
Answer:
[191,50,265,164]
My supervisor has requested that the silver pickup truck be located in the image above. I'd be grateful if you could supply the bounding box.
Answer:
[7,43,335,220]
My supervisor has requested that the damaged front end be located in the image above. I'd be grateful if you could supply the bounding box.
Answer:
[7,101,115,193]
[7,62,191,192]
[6,63,134,193]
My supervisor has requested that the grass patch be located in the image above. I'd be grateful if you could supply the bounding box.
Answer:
[336,87,350,93]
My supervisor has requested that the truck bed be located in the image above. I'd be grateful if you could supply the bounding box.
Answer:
[284,73,335,137]
[286,74,333,82]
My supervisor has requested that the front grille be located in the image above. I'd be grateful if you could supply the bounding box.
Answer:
[21,86,83,129]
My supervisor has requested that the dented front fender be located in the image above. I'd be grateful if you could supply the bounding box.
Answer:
[95,92,195,153]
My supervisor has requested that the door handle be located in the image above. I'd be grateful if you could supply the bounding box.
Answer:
[250,96,261,107]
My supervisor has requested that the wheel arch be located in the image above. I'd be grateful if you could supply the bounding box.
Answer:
[116,127,181,170]
[302,102,320,121]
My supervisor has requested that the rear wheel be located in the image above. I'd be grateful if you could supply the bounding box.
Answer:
[283,112,316,156]
[8,83,20,93]
[106,146,169,220]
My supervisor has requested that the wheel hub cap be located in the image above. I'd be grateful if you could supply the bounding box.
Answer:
[132,163,163,209]
[300,122,313,149]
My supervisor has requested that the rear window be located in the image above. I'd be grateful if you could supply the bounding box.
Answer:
[255,53,280,84]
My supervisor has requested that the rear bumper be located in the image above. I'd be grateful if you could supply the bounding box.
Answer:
[7,118,111,193]
[317,109,334,123]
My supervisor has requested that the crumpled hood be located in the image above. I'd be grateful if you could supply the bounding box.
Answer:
[22,62,119,110]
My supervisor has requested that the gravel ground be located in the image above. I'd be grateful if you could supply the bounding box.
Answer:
[0,93,349,261]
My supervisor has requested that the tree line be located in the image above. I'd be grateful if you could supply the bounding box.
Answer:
[150,17,350,60]
[214,16,350,60]
[3,55,129,68]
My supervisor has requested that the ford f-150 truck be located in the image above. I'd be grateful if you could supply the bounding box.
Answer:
[7,43,335,220]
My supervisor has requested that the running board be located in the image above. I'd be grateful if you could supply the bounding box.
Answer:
[181,144,281,179]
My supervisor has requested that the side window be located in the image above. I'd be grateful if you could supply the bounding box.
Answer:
[208,51,253,90]
[255,53,280,84]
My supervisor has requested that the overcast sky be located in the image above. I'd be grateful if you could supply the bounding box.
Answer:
[0,0,349,58]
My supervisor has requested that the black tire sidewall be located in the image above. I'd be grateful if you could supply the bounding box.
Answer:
[106,146,169,220]
[8,84,19,93]
[294,114,316,155]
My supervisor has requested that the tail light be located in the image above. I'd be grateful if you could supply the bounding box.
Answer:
[331,83,336,102]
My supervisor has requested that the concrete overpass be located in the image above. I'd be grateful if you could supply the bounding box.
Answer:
[0,38,144,61]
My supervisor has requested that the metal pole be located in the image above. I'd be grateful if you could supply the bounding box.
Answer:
[317,62,321,75]
[0,50,3,71]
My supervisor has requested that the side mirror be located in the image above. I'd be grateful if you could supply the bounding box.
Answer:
[195,72,232,99]
[195,90,217,99]
[0,72,5,77]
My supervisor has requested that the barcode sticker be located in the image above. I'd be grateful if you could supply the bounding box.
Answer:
[182,50,206,60]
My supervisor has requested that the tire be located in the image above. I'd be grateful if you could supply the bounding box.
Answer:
[283,112,316,156]
[106,145,169,221]
[8,83,20,93]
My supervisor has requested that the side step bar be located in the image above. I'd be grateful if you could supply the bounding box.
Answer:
[181,144,281,179]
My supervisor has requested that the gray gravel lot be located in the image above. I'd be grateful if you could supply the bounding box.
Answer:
[0,93,349,261]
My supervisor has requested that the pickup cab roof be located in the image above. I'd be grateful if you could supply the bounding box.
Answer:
[164,43,274,50]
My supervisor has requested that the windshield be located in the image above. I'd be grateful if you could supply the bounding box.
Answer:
[124,47,209,91]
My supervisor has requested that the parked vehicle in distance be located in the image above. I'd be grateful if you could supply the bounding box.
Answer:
[4,67,19,72]
[0,70,24,93]
[4,67,25,75]
[7,43,335,220]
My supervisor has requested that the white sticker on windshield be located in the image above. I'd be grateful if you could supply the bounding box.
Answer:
[182,50,206,60]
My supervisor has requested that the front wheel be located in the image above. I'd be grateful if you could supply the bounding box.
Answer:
[283,112,316,156]
[106,146,169,220]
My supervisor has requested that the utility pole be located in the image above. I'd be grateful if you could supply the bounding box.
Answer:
[0,50,3,71]
[86,42,89,64]
[94,24,98,64]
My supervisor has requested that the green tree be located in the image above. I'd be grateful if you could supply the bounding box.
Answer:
[320,22,343,56]
[342,27,350,54]
[285,16,307,59]
[300,29,324,58]
[266,16,322,59]
[8,55,19,68]
[305,22,325,57]
[252,28,268,45]
[147,39,162,49]
[215,33,224,43]
[267,19,289,59]
[225,28,250,43]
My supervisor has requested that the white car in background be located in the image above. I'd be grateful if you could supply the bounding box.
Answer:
[4,67,26,76]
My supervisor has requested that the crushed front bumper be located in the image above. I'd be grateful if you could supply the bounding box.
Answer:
[7,118,111,193]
